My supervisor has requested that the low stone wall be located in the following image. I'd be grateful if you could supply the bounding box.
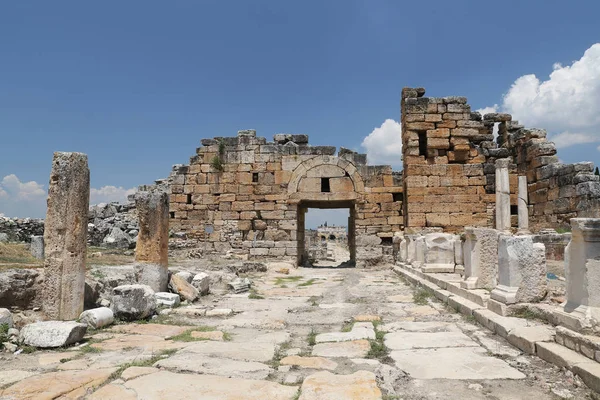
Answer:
[1,202,139,249]
[0,216,44,243]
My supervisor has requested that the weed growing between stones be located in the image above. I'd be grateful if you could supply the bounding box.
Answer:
[170,326,222,342]
[307,329,317,346]
[510,307,544,322]
[367,322,392,363]
[341,322,354,332]
[412,287,433,305]
[0,323,9,351]
[275,276,302,286]
[248,288,264,299]
[298,278,318,287]
[210,155,224,172]
[108,348,178,381]
[268,341,291,369]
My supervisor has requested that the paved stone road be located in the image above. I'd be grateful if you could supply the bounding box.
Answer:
[0,264,591,399]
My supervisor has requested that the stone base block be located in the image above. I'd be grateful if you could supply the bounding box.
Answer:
[460,277,479,290]
[487,298,509,316]
[490,285,518,305]
[554,304,598,332]
[421,263,455,273]
[134,263,168,293]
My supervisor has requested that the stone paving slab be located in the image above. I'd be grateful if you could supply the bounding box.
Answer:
[280,355,338,370]
[315,327,375,343]
[0,368,117,399]
[385,331,479,350]
[155,353,273,379]
[108,323,190,338]
[390,347,526,380]
[299,370,382,400]
[312,340,370,358]
[124,370,299,399]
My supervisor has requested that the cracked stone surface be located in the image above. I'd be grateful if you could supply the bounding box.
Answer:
[0,259,594,399]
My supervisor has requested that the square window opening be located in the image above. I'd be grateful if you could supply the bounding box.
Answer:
[252,173,259,183]
[392,192,403,202]
[510,205,518,215]
[321,178,331,192]
[169,211,175,219]
[186,194,192,204]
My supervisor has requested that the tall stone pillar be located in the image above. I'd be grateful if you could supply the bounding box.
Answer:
[495,159,511,232]
[461,227,499,290]
[518,176,529,233]
[557,218,600,330]
[491,235,547,304]
[43,152,90,320]
[134,188,169,292]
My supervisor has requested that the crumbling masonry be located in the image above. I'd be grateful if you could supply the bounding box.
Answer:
[401,87,600,233]
[162,87,599,266]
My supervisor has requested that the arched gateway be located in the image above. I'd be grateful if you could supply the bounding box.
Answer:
[165,130,403,267]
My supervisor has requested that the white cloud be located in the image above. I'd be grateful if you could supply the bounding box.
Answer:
[1,174,46,201]
[361,119,402,167]
[476,105,499,116]
[90,186,137,205]
[0,174,137,218]
[482,43,600,149]
[0,175,47,218]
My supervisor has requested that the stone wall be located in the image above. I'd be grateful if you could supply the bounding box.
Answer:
[401,88,498,232]
[401,87,600,233]
[0,216,44,243]
[1,202,138,248]
[166,130,403,266]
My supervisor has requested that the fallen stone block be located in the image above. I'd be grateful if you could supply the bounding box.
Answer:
[155,292,181,308]
[192,272,210,296]
[111,284,156,320]
[20,321,87,348]
[229,277,252,293]
[79,307,114,329]
[0,308,13,328]
[170,274,199,302]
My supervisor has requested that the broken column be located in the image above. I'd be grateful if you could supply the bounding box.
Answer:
[422,233,455,273]
[518,176,529,233]
[134,188,169,292]
[43,152,90,320]
[491,235,547,304]
[495,159,511,232]
[461,227,499,290]
[558,218,600,329]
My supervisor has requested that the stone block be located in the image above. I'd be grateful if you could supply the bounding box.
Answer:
[20,321,87,348]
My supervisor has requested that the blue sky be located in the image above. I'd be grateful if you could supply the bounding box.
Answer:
[1,1,600,226]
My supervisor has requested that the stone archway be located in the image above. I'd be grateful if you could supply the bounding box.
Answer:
[288,156,361,267]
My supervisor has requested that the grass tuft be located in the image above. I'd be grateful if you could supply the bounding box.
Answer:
[298,278,318,287]
[248,289,264,299]
[307,328,317,346]
[413,287,433,305]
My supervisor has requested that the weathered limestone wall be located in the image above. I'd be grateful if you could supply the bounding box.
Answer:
[402,87,600,233]
[43,152,90,320]
[401,88,499,232]
[502,128,600,231]
[166,131,402,266]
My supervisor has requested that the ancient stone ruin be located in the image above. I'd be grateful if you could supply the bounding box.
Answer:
[3,86,600,397]
[164,131,402,267]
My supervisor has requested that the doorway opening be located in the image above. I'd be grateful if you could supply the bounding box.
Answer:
[297,200,356,268]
